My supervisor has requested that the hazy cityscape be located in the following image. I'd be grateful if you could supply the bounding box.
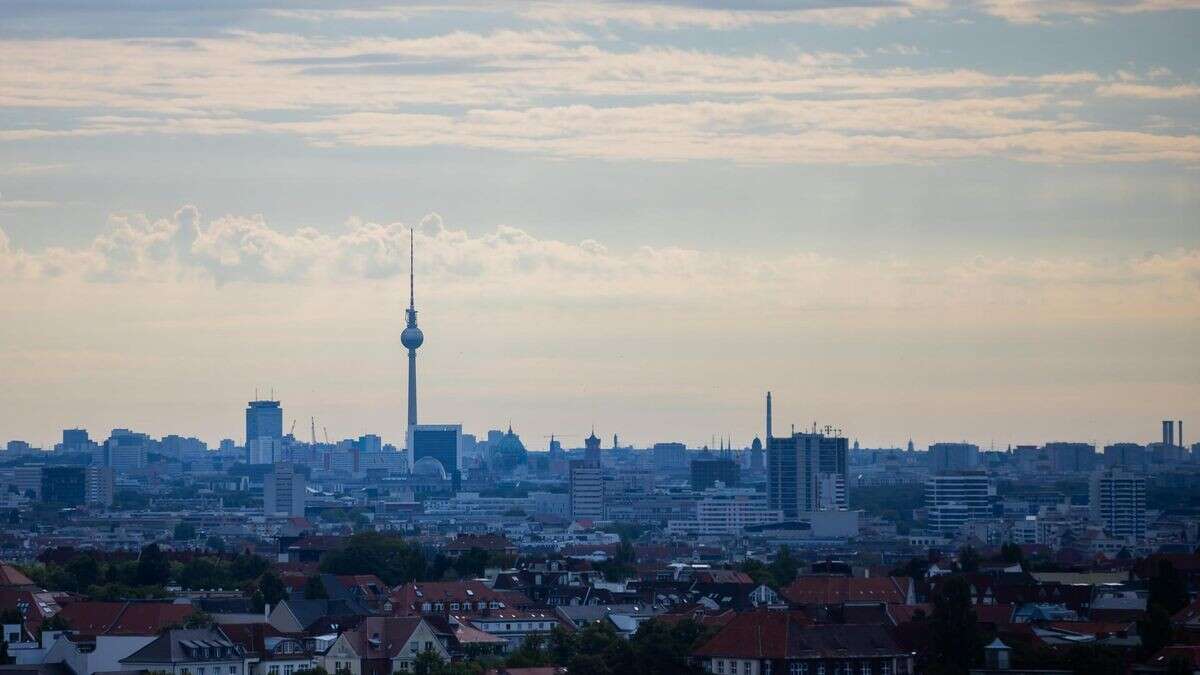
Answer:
[2,2,1199,675]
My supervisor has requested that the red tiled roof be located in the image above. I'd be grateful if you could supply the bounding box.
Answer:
[390,581,530,613]
[694,612,902,660]
[0,563,35,587]
[781,576,909,606]
[974,604,1016,626]
[694,570,754,585]
[56,601,195,637]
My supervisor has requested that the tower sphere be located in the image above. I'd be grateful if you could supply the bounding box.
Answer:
[402,325,424,349]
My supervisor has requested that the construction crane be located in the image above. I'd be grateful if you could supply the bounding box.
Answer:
[289,420,297,437]
[323,427,330,444]
[310,417,317,446]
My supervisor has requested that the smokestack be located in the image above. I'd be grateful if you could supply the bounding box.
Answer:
[766,391,773,441]
[1179,420,1184,447]
[1163,420,1175,446]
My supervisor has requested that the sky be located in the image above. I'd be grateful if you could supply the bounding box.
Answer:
[0,0,1197,451]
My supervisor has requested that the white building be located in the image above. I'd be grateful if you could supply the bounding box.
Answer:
[569,460,603,521]
[1089,468,1146,543]
[925,471,993,536]
[667,487,781,537]
[264,463,306,517]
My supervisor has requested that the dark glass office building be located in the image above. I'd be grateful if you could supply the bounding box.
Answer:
[690,457,741,490]
[411,424,461,487]
[245,400,283,445]
[42,466,86,506]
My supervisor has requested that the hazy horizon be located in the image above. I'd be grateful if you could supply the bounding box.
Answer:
[1,1,1197,450]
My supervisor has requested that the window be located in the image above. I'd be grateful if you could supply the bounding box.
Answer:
[198,667,206,675]
[881,664,891,675]
[434,603,444,611]
[861,664,870,675]
[398,663,409,673]
[230,667,238,674]
[450,603,459,611]
[716,660,725,674]
[424,642,433,653]
[421,603,431,612]
[816,665,825,675]
[284,666,294,675]
[269,666,280,675]
[505,624,511,631]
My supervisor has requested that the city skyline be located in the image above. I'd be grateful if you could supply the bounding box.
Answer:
[1,1,1198,449]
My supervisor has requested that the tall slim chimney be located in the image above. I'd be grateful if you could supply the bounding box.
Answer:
[766,391,773,441]
[1178,420,1184,447]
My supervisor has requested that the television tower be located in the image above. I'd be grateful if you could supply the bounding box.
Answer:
[401,228,424,432]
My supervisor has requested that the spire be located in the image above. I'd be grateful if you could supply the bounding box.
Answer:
[409,227,415,311]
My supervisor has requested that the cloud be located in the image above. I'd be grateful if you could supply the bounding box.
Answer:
[1095,82,1200,99]
[976,0,1200,23]
[1,207,1197,324]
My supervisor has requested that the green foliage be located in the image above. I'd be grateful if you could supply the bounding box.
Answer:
[957,546,980,573]
[257,570,287,609]
[504,618,709,675]
[319,532,427,586]
[65,555,102,591]
[230,551,269,582]
[304,576,329,599]
[292,668,330,675]
[1147,559,1189,615]
[1139,604,1174,659]
[768,546,800,587]
[174,523,197,541]
[183,612,214,629]
[205,536,226,553]
[178,558,231,590]
[593,538,637,582]
[851,483,924,534]
[136,544,172,586]
[996,543,1025,565]
[928,576,983,675]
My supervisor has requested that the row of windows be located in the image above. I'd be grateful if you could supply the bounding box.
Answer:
[711,660,893,675]
[420,601,501,612]
[181,667,238,675]
[480,622,551,632]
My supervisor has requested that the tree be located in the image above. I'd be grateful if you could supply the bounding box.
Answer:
[174,523,197,541]
[178,558,231,590]
[0,639,12,665]
[928,576,983,675]
[257,570,287,610]
[65,554,102,592]
[183,612,214,629]
[413,649,446,675]
[304,576,329,600]
[957,546,981,574]
[136,544,171,586]
[1148,559,1189,616]
[768,546,800,587]
[229,552,268,583]
[318,533,427,585]
[629,619,710,675]
[997,543,1024,566]
[205,536,226,553]
[1140,604,1174,659]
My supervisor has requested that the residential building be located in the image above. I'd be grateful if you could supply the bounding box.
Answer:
[928,442,979,472]
[1089,468,1147,543]
[925,472,994,536]
[120,628,248,675]
[569,459,603,521]
[264,464,306,517]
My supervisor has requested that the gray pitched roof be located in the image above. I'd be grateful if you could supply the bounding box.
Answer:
[121,629,245,664]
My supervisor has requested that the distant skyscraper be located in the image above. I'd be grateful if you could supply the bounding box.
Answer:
[569,459,604,522]
[104,428,150,473]
[765,397,849,519]
[1090,468,1146,543]
[1162,420,1175,447]
[85,467,114,507]
[62,428,89,450]
[411,424,461,485]
[691,457,740,491]
[1103,443,1148,472]
[401,228,425,435]
[245,400,283,446]
[1045,442,1097,473]
[264,463,306,517]
[42,466,86,506]
[928,442,980,472]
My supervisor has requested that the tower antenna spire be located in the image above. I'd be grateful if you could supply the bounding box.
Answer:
[409,227,415,310]
[401,226,425,434]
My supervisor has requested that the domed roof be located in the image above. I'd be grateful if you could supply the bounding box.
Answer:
[489,425,528,471]
[412,456,447,480]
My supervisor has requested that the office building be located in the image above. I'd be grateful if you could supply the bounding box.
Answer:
[245,400,283,446]
[1045,442,1097,473]
[41,466,86,506]
[1089,469,1146,543]
[104,429,150,473]
[925,472,993,536]
[569,459,604,521]
[410,424,461,482]
[247,437,281,465]
[768,427,849,520]
[690,457,740,491]
[928,442,980,472]
[651,442,687,470]
[85,466,115,507]
[1103,443,1147,471]
[61,428,90,453]
[667,487,781,537]
[264,463,306,517]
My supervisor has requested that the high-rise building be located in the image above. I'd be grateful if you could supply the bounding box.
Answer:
[104,429,150,473]
[41,466,86,506]
[264,463,306,517]
[62,428,90,451]
[1162,420,1176,447]
[401,228,425,435]
[584,429,602,465]
[1090,469,1146,543]
[245,400,283,447]
[690,457,740,491]
[1103,443,1148,472]
[928,443,980,472]
[925,472,993,535]
[569,459,604,522]
[1045,442,1097,473]
[85,466,114,507]
[767,424,849,520]
[651,442,687,470]
[410,424,461,483]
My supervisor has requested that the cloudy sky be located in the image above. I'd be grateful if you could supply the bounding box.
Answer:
[1,0,1197,451]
